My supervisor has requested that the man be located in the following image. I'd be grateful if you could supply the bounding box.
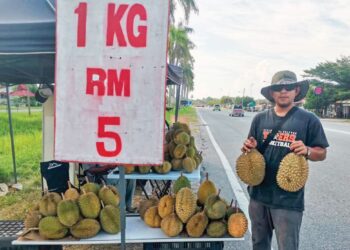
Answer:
[241,70,329,250]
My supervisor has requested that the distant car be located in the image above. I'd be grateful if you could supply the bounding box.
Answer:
[213,104,221,111]
[229,105,244,117]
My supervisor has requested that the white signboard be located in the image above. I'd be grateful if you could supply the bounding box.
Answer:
[55,0,169,164]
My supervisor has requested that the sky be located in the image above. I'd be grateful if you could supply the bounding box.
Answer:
[176,0,350,100]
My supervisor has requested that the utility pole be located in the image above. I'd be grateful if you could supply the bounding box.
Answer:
[242,88,245,107]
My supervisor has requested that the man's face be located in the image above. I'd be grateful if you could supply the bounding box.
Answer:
[270,84,300,107]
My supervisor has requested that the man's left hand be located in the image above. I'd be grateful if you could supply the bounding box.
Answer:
[290,140,308,156]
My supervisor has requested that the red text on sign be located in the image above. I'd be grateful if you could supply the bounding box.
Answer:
[86,68,131,96]
[96,117,122,157]
[106,3,147,47]
[74,2,87,47]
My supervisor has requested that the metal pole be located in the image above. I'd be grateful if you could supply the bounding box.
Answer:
[5,84,17,184]
[175,84,181,122]
[118,166,126,250]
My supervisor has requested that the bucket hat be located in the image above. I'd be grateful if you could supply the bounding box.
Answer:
[261,70,309,102]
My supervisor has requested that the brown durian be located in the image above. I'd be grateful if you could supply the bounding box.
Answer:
[39,192,62,216]
[227,212,248,238]
[24,210,41,229]
[197,172,217,205]
[158,195,175,218]
[173,144,187,159]
[277,153,308,192]
[186,211,208,237]
[174,131,190,145]
[160,213,183,237]
[138,197,159,220]
[175,187,197,223]
[144,206,162,228]
[153,161,172,174]
[236,149,265,186]
[182,157,196,173]
[64,181,80,201]
[171,158,183,171]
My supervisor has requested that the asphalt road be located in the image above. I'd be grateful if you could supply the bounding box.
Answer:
[196,107,350,250]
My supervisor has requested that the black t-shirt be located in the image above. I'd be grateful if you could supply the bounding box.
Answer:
[248,107,329,211]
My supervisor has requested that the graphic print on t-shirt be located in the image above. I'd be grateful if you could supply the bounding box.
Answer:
[263,129,297,148]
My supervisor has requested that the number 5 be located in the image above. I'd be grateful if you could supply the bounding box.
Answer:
[96,117,122,157]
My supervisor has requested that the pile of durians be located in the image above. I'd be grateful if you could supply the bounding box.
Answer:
[23,180,121,240]
[138,172,248,238]
[122,122,203,175]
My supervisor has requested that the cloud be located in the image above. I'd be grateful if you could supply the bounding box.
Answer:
[185,0,350,99]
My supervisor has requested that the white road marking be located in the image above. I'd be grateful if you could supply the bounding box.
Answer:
[197,111,252,234]
[324,128,350,135]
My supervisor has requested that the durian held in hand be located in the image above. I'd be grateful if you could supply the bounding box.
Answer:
[277,152,308,192]
[236,149,265,186]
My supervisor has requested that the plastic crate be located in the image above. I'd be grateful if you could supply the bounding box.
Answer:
[143,241,224,250]
[0,221,61,250]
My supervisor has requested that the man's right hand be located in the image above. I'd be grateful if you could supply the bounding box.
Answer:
[241,136,257,153]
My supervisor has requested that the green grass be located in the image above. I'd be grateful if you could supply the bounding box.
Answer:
[166,106,198,125]
[0,112,42,183]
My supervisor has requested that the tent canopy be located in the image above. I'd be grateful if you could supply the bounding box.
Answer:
[0,0,182,86]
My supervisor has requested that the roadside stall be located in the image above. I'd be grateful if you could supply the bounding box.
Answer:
[1,1,247,249]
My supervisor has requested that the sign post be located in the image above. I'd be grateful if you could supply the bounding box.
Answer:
[55,0,169,165]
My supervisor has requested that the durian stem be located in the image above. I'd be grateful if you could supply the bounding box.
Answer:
[235,200,238,213]
[205,172,209,181]
[101,200,105,208]
[101,179,107,187]
[61,193,65,200]
[67,181,72,189]
[217,189,221,197]
[85,176,90,184]
[230,199,234,207]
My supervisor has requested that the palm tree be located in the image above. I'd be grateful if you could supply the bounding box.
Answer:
[170,0,199,23]
[168,23,195,102]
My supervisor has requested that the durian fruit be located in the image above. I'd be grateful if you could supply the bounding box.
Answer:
[153,161,172,174]
[158,195,175,218]
[173,144,187,159]
[39,192,62,216]
[165,130,174,143]
[174,131,190,145]
[277,153,309,192]
[186,147,196,158]
[226,200,243,220]
[227,212,248,238]
[173,122,191,135]
[204,190,227,220]
[70,218,101,239]
[160,213,183,237]
[78,191,101,219]
[137,166,152,174]
[186,211,208,237]
[207,220,227,237]
[182,157,196,173]
[193,151,203,168]
[39,216,68,240]
[24,210,41,229]
[81,177,100,195]
[57,194,80,227]
[64,181,80,201]
[138,197,159,220]
[173,172,191,194]
[144,206,162,228]
[98,183,120,207]
[197,172,217,205]
[236,149,266,186]
[124,165,135,174]
[175,187,197,223]
[168,141,177,158]
[171,158,183,171]
[100,205,121,234]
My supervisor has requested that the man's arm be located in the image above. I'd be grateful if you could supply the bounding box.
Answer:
[290,141,327,161]
[307,146,327,161]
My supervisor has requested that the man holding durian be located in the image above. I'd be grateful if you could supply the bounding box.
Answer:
[240,70,329,250]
